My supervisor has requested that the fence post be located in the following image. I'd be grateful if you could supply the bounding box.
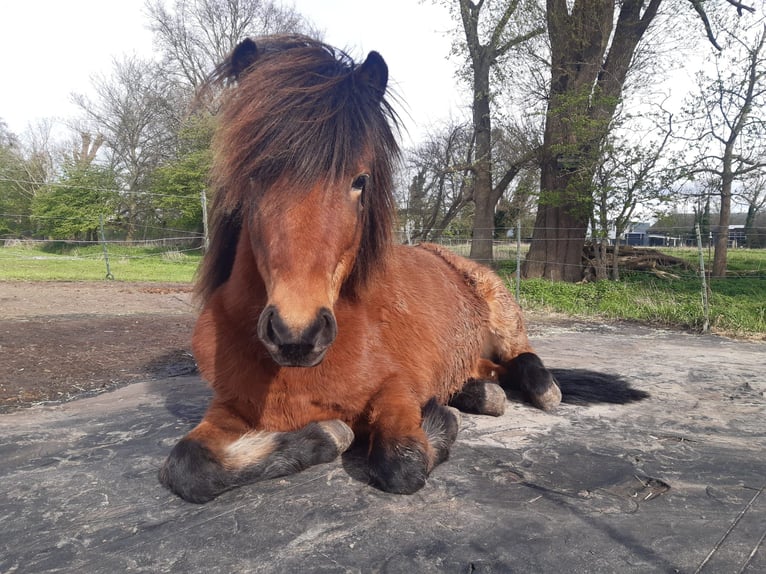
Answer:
[99,214,114,280]
[201,189,210,253]
[515,219,521,302]
[695,223,710,333]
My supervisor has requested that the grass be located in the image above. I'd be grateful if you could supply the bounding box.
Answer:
[1,242,764,337]
[0,243,202,283]
[497,248,766,338]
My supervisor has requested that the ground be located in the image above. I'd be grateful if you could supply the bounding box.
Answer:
[1,298,764,572]
[0,281,197,412]
[1,281,764,572]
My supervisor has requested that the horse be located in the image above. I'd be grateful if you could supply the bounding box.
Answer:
[159,35,564,503]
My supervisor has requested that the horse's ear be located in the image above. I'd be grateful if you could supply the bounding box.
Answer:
[356,51,388,99]
[228,38,259,81]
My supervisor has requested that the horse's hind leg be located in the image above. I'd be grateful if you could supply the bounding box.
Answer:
[367,395,459,494]
[160,404,353,503]
[502,352,561,411]
[483,280,562,411]
[417,243,560,411]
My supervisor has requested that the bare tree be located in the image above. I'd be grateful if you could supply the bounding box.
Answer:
[681,19,766,276]
[738,170,766,247]
[73,56,181,237]
[401,112,540,245]
[146,0,318,91]
[591,109,673,280]
[453,0,545,263]
[401,121,475,241]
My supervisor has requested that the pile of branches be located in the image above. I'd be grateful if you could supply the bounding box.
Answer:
[582,243,695,281]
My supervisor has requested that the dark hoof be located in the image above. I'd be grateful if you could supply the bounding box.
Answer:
[450,379,507,416]
[368,439,428,494]
[421,399,460,465]
[159,438,227,504]
[503,352,562,411]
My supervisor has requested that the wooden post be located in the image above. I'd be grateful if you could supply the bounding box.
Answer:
[695,223,710,333]
[99,214,114,280]
[201,189,210,253]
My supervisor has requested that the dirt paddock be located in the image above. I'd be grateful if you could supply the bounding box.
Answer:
[0,281,197,411]
[0,281,764,573]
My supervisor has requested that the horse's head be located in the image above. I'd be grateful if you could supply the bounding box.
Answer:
[251,171,369,367]
[204,36,399,367]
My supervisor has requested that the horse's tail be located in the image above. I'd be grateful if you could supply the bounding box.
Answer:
[549,369,650,405]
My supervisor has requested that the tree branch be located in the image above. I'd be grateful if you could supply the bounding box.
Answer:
[725,0,756,16]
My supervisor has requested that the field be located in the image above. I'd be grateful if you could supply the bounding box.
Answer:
[0,242,201,282]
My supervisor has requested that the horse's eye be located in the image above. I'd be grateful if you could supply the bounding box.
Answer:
[352,174,369,190]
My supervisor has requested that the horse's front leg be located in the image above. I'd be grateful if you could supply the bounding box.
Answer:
[367,390,460,495]
[159,403,354,503]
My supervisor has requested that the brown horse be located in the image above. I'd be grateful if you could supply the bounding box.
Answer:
[159,35,562,503]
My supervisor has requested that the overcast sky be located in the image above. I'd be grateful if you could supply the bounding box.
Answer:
[0,0,463,145]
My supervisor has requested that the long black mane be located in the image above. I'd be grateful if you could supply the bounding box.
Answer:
[196,35,400,303]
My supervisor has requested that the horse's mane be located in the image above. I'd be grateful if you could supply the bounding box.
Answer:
[196,35,400,303]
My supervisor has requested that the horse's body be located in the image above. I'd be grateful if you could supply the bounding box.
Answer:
[194,238,536,431]
[160,36,561,503]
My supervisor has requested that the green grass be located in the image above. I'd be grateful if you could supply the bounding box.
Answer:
[0,243,202,283]
[496,248,766,337]
[2,242,764,337]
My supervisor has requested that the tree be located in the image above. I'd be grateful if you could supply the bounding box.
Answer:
[400,121,475,242]
[681,20,766,276]
[150,114,215,233]
[400,116,540,244]
[32,162,118,241]
[146,0,318,91]
[0,121,31,236]
[739,170,766,247]
[591,109,673,280]
[523,0,756,281]
[73,55,181,238]
[454,0,545,262]
[0,120,53,237]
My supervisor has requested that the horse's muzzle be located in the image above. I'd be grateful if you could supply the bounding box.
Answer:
[256,305,337,367]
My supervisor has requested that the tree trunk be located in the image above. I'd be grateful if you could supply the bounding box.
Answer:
[523,114,591,281]
[744,202,758,247]
[524,0,662,281]
[712,167,733,277]
[468,64,495,263]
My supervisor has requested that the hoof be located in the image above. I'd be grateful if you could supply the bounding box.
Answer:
[317,419,355,452]
[449,380,506,417]
[530,380,562,411]
[369,439,429,495]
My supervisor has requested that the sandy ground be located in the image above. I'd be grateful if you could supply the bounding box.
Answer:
[0,282,764,572]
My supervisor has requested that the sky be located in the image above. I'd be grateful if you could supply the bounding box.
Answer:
[0,0,463,145]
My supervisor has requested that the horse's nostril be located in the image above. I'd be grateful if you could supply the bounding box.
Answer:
[257,305,282,348]
[317,308,337,347]
[258,305,336,365]
[266,313,277,344]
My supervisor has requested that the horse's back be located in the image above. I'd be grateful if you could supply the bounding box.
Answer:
[405,243,532,359]
[350,244,490,401]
